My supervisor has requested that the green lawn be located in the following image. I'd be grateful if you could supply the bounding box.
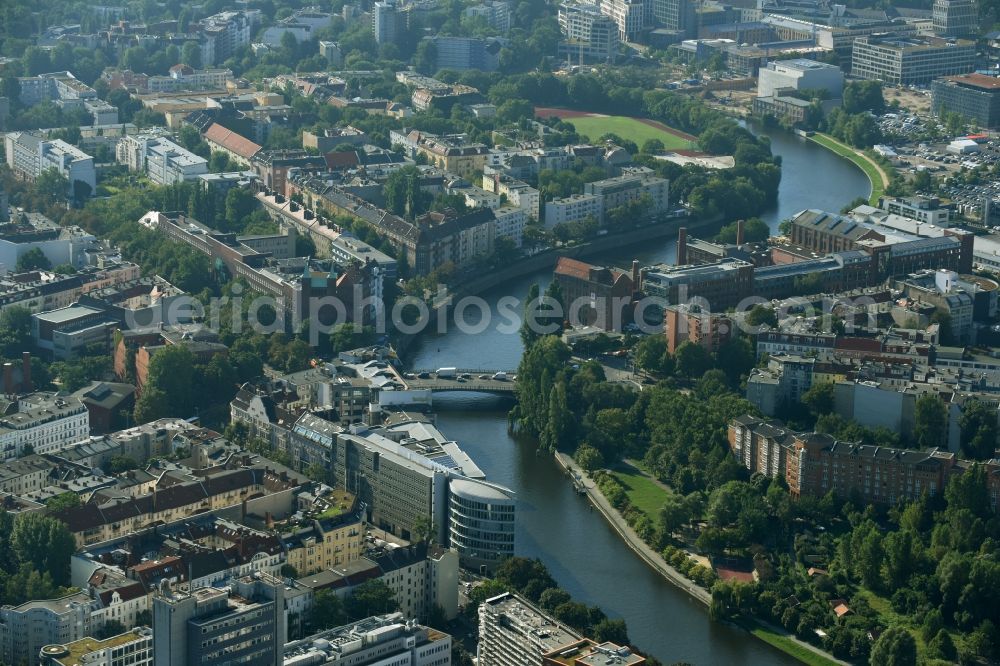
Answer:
[566,115,696,151]
[609,466,673,518]
[744,620,843,666]
[809,133,886,205]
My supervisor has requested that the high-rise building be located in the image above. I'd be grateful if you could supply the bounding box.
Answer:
[932,0,978,38]
[599,0,646,41]
[558,2,619,63]
[653,0,695,36]
[152,573,285,666]
[372,1,399,44]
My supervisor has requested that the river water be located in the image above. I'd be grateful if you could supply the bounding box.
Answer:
[407,125,870,664]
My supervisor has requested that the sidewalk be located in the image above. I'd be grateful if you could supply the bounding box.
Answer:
[555,452,711,606]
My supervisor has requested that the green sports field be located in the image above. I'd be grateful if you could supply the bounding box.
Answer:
[565,115,697,150]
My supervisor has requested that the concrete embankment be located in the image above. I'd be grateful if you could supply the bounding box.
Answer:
[553,452,712,606]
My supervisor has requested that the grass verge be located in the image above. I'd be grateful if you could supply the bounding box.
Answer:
[742,619,843,666]
[809,133,886,205]
[609,466,673,518]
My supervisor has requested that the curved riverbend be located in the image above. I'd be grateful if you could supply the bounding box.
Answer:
[408,125,869,663]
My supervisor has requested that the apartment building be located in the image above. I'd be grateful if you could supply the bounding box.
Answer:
[478,592,582,666]
[52,467,303,546]
[482,173,541,220]
[663,303,733,354]
[465,0,511,29]
[202,123,262,166]
[281,513,365,577]
[545,194,604,229]
[197,10,260,66]
[116,135,207,185]
[5,132,96,198]
[932,73,1000,129]
[372,1,399,44]
[153,572,284,666]
[15,72,117,125]
[851,36,976,85]
[0,392,89,459]
[583,171,669,222]
[283,613,451,665]
[145,65,233,93]
[390,129,490,177]
[729,416,960,505]
[425,36,504,71]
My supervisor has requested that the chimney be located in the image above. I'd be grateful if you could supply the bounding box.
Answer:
[677,227,688,266]
[3,363,12,395]
[736,219,745,246]
[21,352,32,393]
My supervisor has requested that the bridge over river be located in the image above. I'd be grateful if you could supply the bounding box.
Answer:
[404,369,518,394]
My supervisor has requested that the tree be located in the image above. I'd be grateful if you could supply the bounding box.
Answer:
[310,589,348,630]
[16,248,52,272]
[635,335,669,374]
[869,627,917,666]
[44,493,80,512]
[842,80,885,115]
[106,455,139,474]
[674,340,710,378]
[744,305,777,328]
[914,394,946,448]
[658,493,690,538]
[345,580,398,620]
[927,629,956,661]
[34,168,70,200]
[10,513,76,586]
[574,443,604,471]
[181,41,202,69]
[801,382,834,417]
[224,187,257,231]
[959,400,998,460]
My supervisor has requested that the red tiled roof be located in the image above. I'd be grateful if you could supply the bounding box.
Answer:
[555,257,595,281]
[324,151,359,169]
[203,123,262,160]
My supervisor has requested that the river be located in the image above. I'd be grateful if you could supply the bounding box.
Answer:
[406,125,870,664]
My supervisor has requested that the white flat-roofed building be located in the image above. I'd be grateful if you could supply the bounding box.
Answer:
[145,65,233,93]
[116,136,208,185]
[757,58,844,98]
[544,193,603,229]
[5,133,96,198]
[493,206,527,247]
